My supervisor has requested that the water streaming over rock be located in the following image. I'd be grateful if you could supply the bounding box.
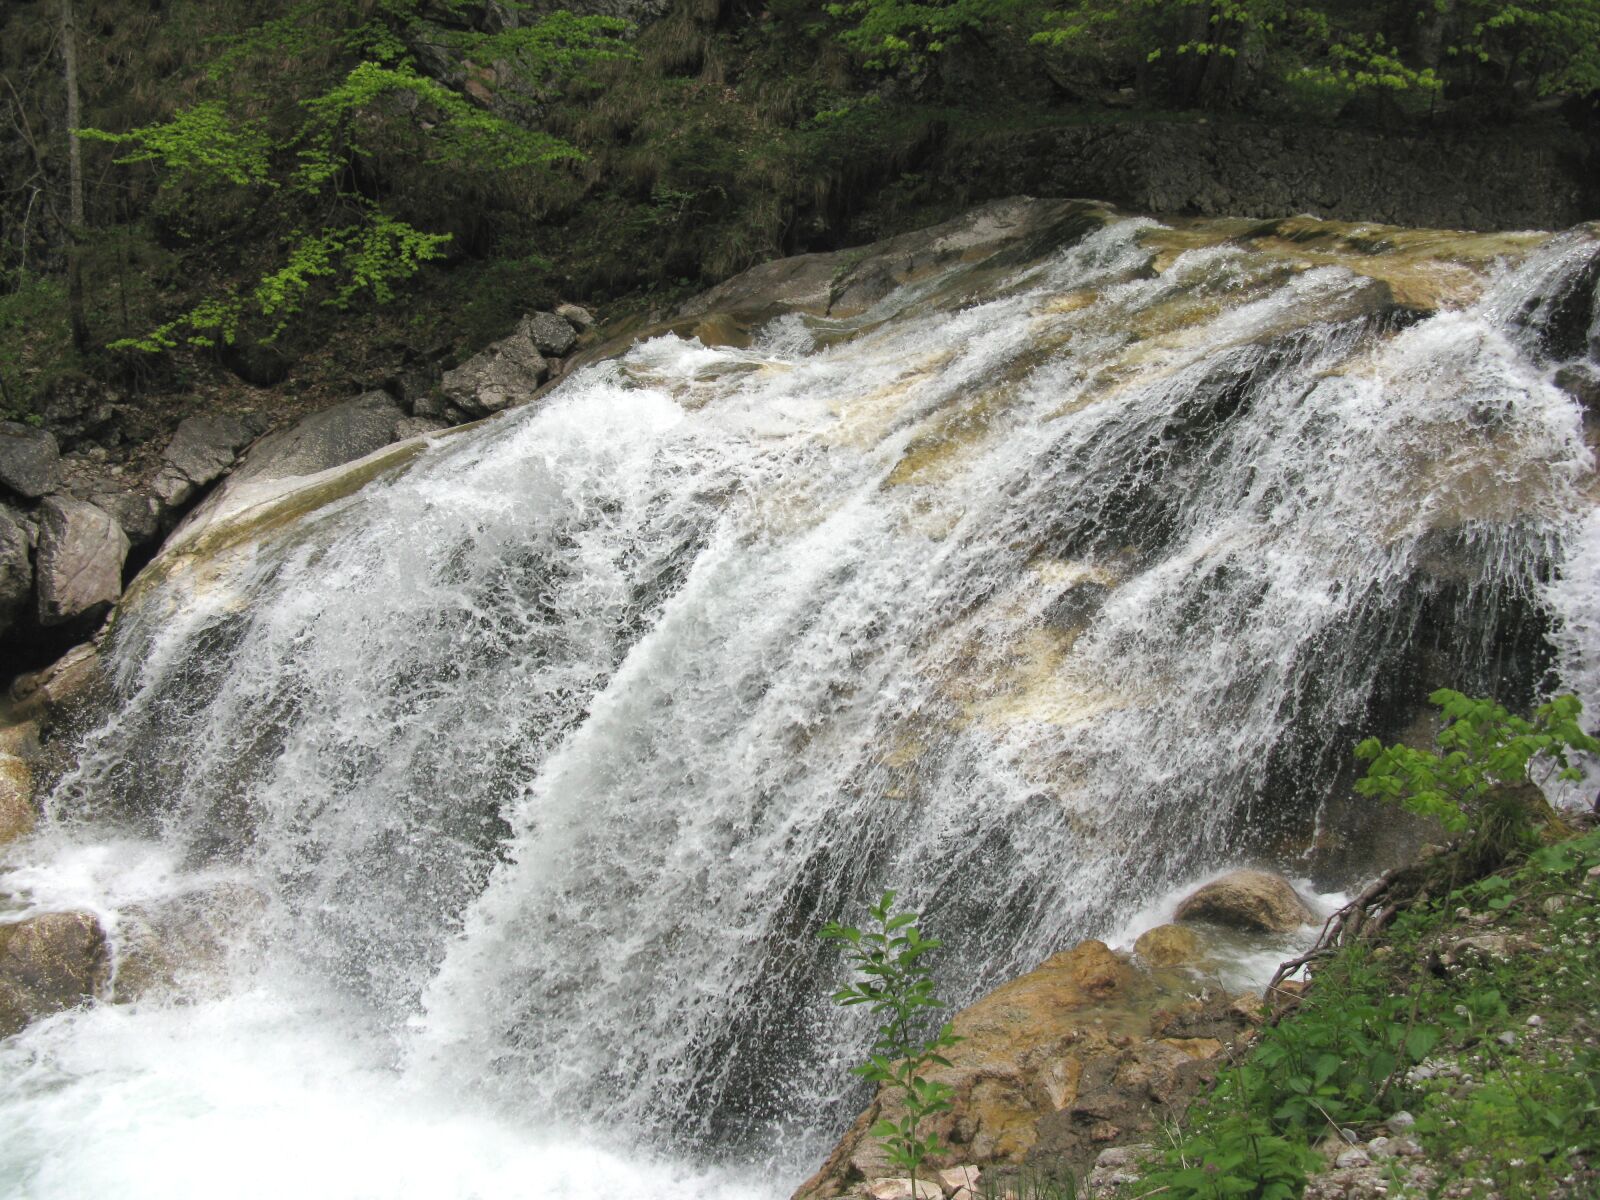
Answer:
[3,203,1597,1197]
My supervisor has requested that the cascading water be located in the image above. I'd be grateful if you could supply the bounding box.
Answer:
[2,203,1597,1198]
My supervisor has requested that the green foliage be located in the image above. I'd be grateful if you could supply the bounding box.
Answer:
[0,275,76,416]
[83,2,634,351]
[1149,1113,1317,1200]
[1354,690,1598,837]
[1400,829,1600,1198]
[79,102,275,188]
[824,0,1600,111]
[1141,812,1600,1200]
[1450,0,1600,99]
[1142,947,1440,1198]
[824,0,1021,71]
[821,891,963,1190]
[1136,705,1600,1200]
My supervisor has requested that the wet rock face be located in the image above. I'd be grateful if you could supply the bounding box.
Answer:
[0,422,62,500]
[0,752,34,844]
[7,642,107,726]
[34,496,130,627]
[0,910,109,1037]
[1173,869,1316,933]
[679,199,1115,326]
[1132,923,1201,967]
[114,883,267,1002]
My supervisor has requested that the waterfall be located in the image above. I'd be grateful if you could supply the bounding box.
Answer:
[2,207,1596,1198]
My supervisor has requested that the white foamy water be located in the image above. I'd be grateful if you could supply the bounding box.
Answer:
[3,208,1596,1198]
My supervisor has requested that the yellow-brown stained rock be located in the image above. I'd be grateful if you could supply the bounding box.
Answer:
[0,752,34,845]
[1133,923,1202,968]
[1174,869,1316,933]
[791,940,1251,1200]
[0,910,108,1036]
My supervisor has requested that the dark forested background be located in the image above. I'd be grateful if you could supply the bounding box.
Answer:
[3,0,1597,426]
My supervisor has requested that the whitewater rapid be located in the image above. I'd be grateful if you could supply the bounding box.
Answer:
[2,207,1596,1198]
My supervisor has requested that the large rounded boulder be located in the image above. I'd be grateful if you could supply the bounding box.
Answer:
[1173,869,1316,933]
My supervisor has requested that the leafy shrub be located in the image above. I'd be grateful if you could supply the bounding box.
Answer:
[1354,690,1597,845]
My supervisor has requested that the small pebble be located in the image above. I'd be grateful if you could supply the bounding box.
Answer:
[1526,1014,1543,1027]
[1388,1111,1416,1132]
[1369,1136,1395,1158]
[1340,1128,1359,1144]
[1335,1149,1372,1169]
[1497,1031,1517,1047]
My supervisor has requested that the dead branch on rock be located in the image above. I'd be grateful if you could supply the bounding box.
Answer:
[1266,867,1402,1002]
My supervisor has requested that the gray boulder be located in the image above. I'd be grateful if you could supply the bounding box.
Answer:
[8,642,106,725]
[395,416,448,440]
[229,391,406,485]
[0,504,32,635]
[152,413,261,509]
[89,489,163,547]
[0,910,109,1037]
[555,302,595,332]
[522,311,578,357]
[0,422,62,500]
[35,497,130,627]
[441,327,549,417]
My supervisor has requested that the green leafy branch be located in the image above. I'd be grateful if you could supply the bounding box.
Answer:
[821,890,962,1192]
[78,101,275,189]
[1355,690,1598,836]
[85,3,634,353]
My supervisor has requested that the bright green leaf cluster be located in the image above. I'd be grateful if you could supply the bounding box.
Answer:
[87,3,634,352]
[1354,690,1598,835]
[79,102,275,189]
[821,891,963,1187]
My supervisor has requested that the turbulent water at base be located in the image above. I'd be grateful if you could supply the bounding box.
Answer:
[3,207,1598,1199]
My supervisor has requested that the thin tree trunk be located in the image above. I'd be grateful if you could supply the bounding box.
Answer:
[62,0,89,354]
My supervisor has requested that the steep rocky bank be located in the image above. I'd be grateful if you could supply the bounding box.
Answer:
[793,821,1600,1200]
[0,304,599,677]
